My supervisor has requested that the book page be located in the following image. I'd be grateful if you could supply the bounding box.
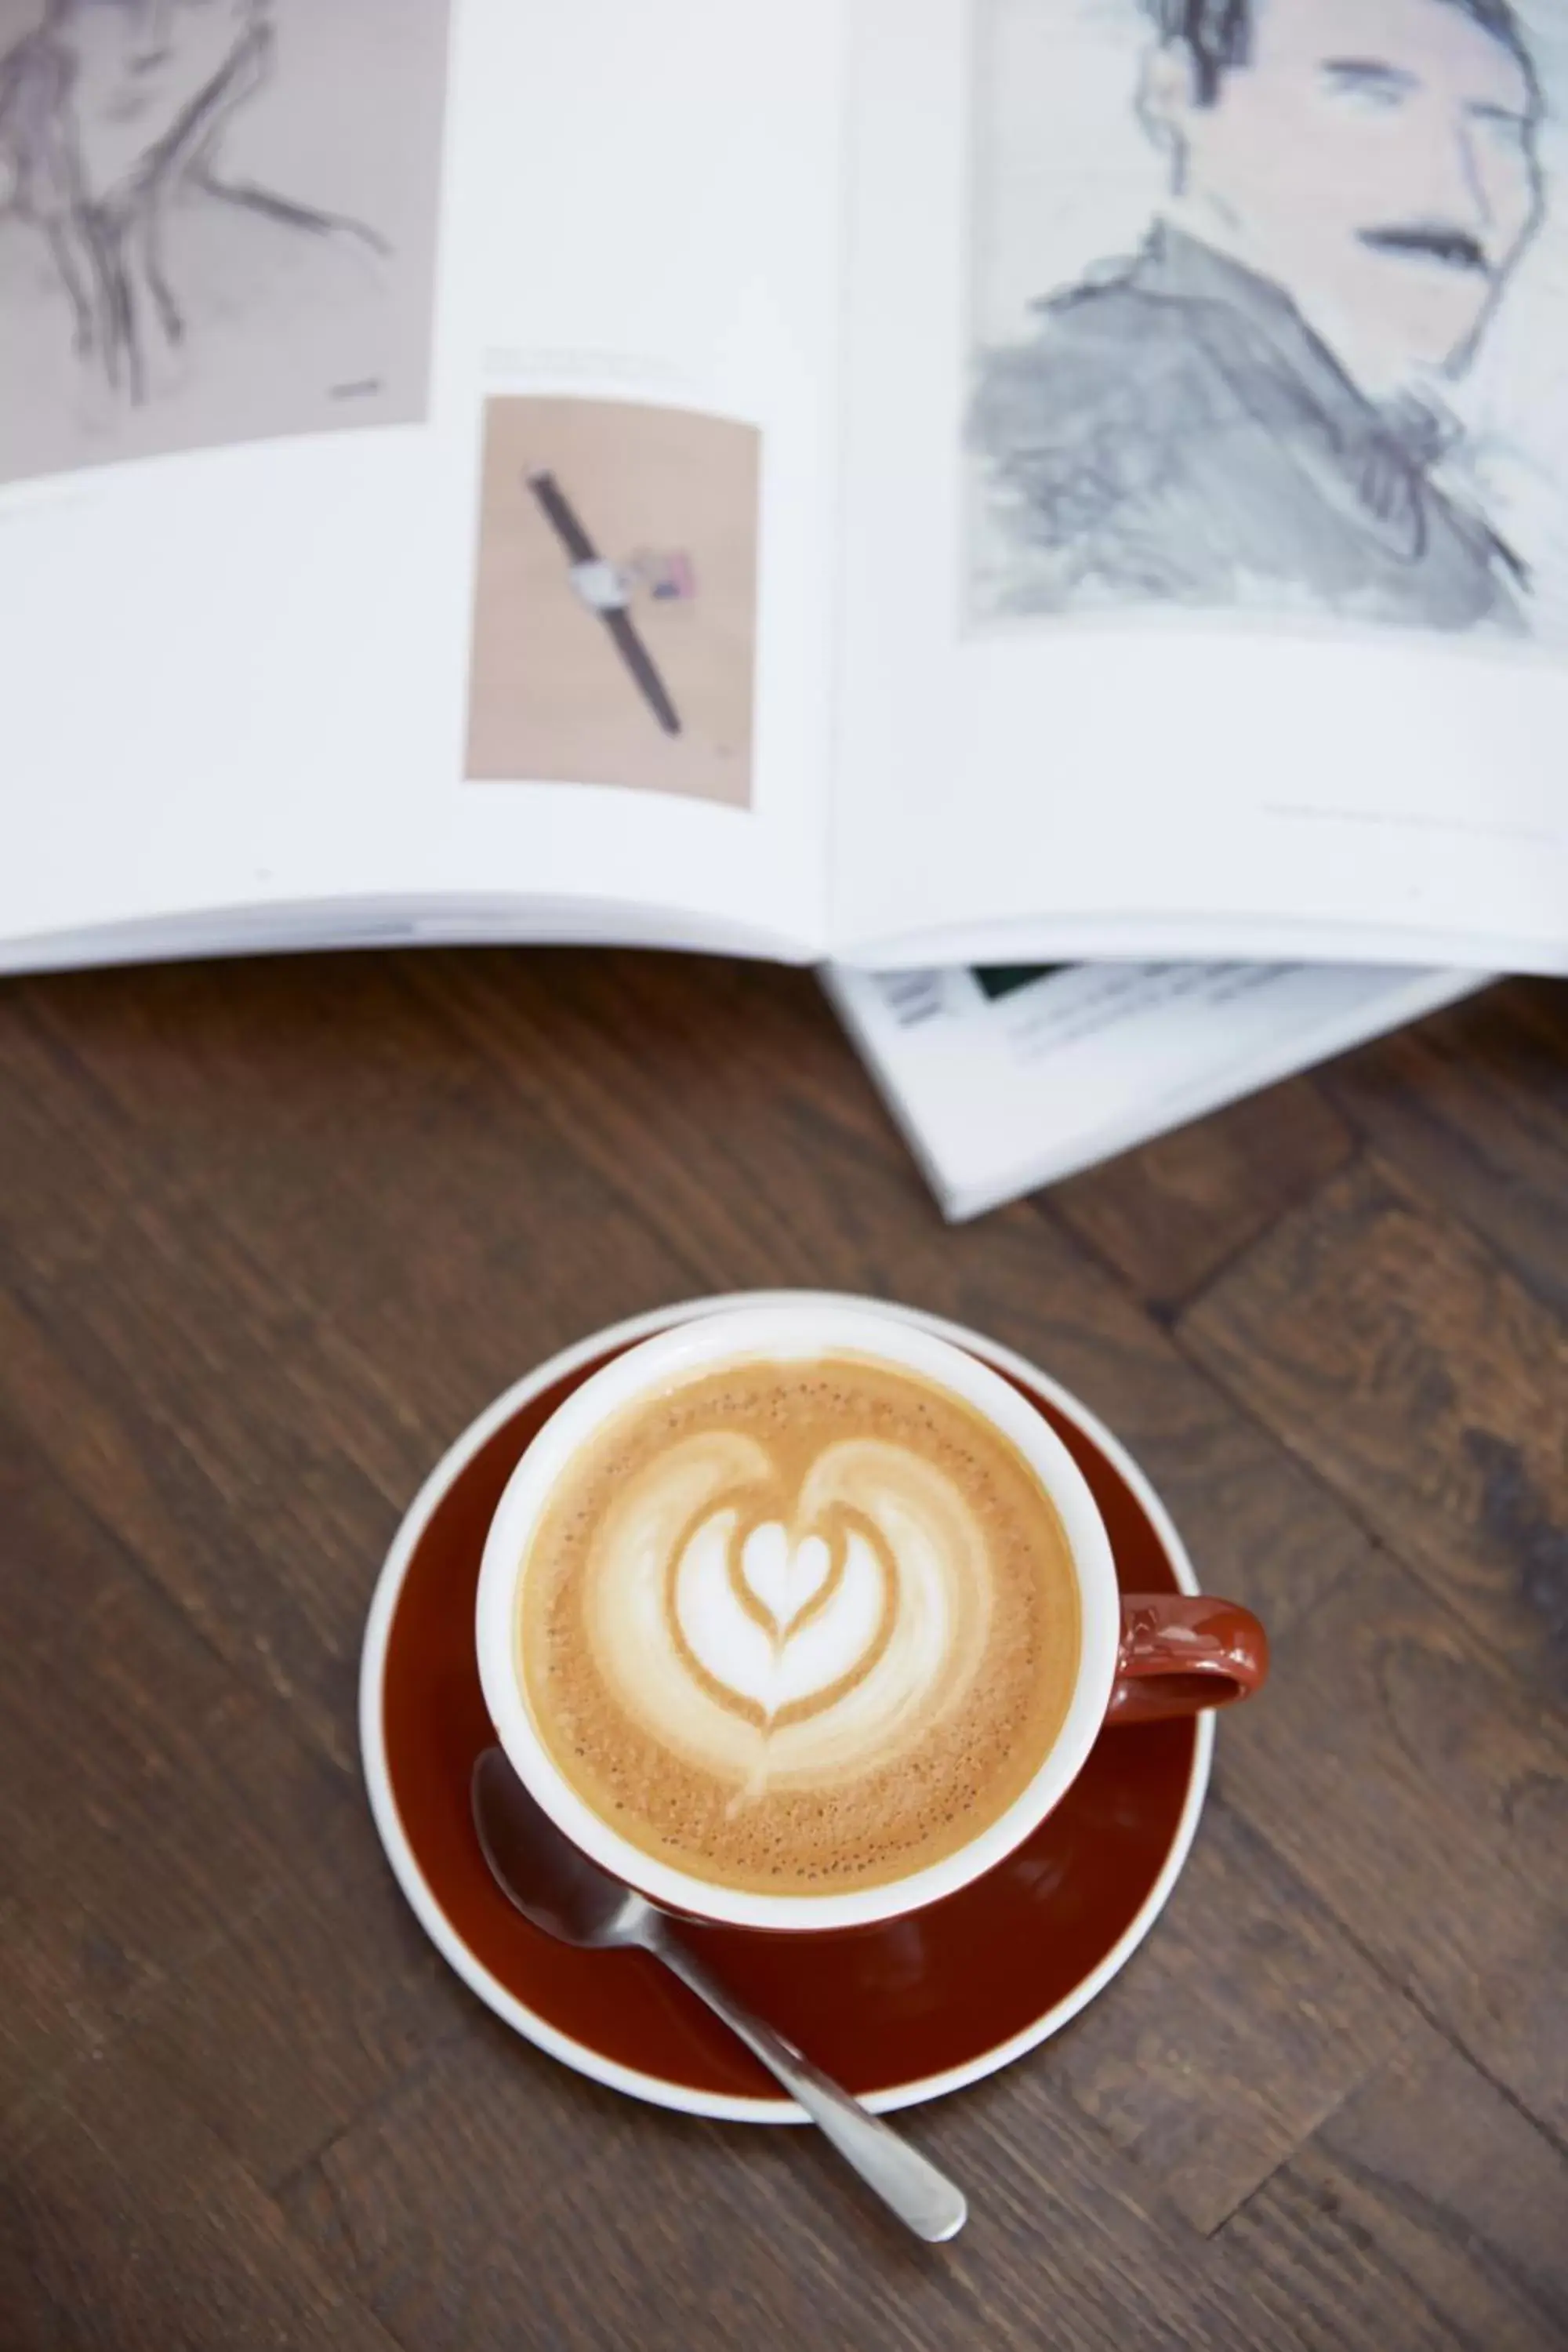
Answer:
[826,960,1481,1218]
[829,0,1568,973]
[0,0,844,964]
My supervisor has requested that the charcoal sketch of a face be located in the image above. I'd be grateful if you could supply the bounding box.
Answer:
[0,0,451,485]
[59,0,268,200]
[1143,0,1543,394]
[970,0,1551,637]
[0,0,379,405]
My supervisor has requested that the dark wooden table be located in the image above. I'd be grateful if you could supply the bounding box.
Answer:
[1,951,1563,2351]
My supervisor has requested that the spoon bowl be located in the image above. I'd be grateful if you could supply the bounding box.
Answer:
[472,1748,649,1948]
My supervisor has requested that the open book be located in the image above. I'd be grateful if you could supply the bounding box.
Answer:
[3,0,1566,979]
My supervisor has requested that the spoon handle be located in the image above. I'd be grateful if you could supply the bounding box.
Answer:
[647,1926,967,2242]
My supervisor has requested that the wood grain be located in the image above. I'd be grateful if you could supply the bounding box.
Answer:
[0,1412,353,2123]
[116,1831,459,2194]
[1047,1794,1410,2235]
[1047,1076,1356,1315]
[2,944,1564,2347]
[2,2045,403,2352]
[281,2021,1289,2352]
[1181,1158,1568,1683]
[1323,980,1568,1320]
[1212,1549,1568,2140]
[1222,2024,1568,2352]
[0,1014,447,1767]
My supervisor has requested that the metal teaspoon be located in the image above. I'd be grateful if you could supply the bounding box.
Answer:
[470,1748,967,2242]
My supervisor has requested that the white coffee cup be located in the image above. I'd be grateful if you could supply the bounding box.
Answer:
[475,1300,1264,1933]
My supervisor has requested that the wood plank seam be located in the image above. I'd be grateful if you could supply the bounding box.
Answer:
[1312,1947,1568,2172]
[263,2020,479,2209]
[1033,1110,1363,1326]
[1168,1356,1566,1714]
[1172,1149,1568,1709]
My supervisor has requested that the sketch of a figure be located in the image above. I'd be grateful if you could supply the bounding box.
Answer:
[0,2,381,405]
[0,0,452,485]
[971,0,1548,633]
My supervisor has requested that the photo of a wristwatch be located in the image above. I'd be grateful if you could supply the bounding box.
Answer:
[526,468,682,737]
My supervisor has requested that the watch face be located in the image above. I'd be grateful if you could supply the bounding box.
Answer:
[568,558,632,614]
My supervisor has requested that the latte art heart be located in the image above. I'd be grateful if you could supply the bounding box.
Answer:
[519,1355,1083,1896]
[738,1523,832,1637]
[675,1515,888,1722]
[570,1425,993,1802]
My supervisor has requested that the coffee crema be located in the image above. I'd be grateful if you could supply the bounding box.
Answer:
[517,1355,1082,1895]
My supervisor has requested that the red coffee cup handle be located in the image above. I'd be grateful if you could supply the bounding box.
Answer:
[1108,1595,1269,1726]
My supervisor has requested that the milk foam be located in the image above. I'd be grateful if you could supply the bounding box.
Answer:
[582,1431,991,1798]
[520,1357,1082,1894]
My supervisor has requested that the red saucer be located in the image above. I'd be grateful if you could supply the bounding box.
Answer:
[360,1298,1210,2119]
